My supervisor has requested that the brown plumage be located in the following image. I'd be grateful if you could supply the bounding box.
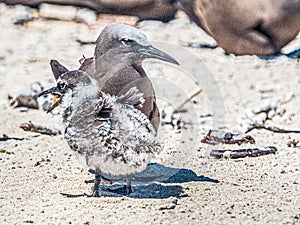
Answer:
[175,0,300,55]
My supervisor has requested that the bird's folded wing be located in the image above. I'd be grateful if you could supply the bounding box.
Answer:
[116,87,145,109]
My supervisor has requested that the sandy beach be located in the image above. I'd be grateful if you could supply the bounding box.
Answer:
[0,4,299,224]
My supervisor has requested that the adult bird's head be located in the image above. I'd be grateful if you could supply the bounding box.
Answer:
[40,62,99,113]
[94,23,179,73]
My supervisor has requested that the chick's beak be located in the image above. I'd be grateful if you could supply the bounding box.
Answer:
[38,87,58,97]
[38,87,62,113]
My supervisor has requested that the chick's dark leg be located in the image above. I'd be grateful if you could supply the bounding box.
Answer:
[125,175,132,196]
[92,168,102,197]
[86,169,113,185]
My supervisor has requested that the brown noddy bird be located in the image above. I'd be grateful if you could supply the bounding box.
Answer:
[79,23,179,132]
[174,0,300,55]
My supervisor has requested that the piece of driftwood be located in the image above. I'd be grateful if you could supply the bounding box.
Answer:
[20,121,61,136]
[246,124,300,134]
[210,146,277,159]
[201,130,255,145]
[8,94,39,109]
[0,0,177,22]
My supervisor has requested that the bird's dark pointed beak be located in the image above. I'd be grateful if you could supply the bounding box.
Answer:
[38,87,62,113]
[141,46,179,65]
[38,87,59,97]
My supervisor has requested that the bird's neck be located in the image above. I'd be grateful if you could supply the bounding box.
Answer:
[95,52,144,78]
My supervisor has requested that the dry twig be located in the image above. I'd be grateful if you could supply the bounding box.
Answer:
[20,121,61,136]
[246,123,300,134]
[210,146,277,159]
[172,89,203,114]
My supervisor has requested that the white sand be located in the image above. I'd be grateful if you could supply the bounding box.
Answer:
[0,4,299,224]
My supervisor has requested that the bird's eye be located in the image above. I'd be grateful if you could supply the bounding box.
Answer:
[121,38,135,47]
[57,82,66,90]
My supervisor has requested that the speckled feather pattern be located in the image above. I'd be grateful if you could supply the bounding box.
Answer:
[62,80,158,175]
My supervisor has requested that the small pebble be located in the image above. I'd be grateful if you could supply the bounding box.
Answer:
[167,196,178,205]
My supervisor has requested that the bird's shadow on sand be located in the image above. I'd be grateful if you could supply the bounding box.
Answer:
[76,163,219,199]
[259,48,300,60]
